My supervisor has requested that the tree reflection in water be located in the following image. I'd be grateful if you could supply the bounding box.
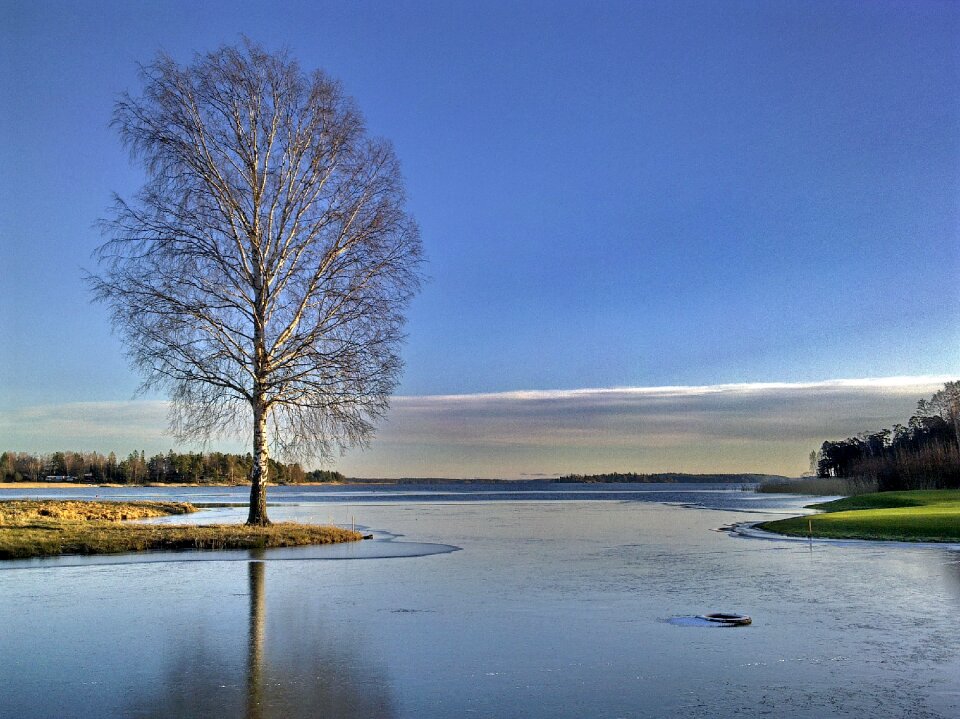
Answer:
[246,558,265,719]
[128,553,396,718]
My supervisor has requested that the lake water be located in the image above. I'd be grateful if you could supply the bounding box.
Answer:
[2,483,959,718]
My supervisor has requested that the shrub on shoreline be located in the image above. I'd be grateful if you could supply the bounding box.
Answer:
[756,476,876,496]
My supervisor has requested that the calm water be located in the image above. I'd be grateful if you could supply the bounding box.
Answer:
[2,483,959,718]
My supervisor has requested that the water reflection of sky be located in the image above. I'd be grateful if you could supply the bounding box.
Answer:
[2,486,959,718]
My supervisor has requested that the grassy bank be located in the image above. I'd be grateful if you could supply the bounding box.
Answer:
[758,490,960,542]
[0,500,364,559]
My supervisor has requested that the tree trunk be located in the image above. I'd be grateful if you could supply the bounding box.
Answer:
[247,401,271,525]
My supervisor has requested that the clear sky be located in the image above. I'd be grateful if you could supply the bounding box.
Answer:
[1,1,958,477]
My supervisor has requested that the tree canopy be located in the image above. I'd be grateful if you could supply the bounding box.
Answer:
[815,381,960,491]
[89,41,422,523]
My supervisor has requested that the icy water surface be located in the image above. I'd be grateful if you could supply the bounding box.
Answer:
[2,484,959,718]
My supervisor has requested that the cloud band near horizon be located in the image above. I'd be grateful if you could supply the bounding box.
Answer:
[0,376,954,478]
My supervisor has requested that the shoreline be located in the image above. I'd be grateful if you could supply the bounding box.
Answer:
[754,489,960,544]
[0,481,360,489]
[0,499,364,560]
[732,520,960,550]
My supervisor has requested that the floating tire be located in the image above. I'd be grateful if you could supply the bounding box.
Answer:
[699,612,752,626]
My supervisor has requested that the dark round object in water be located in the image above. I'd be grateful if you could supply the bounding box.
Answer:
[699,612,752,626]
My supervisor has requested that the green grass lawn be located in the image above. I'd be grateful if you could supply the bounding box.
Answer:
[0,500,364,559]
[757,489,960,542]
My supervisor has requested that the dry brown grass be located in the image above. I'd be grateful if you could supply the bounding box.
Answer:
[0,500,363,559]
[0,499,195,524]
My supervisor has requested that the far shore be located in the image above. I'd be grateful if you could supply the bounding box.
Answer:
[0,473,780,490]
[0,482,87,489]
[0,481,359,489]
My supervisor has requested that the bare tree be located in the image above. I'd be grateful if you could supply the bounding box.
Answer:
[89,41,422,524]
[917,381,960,452]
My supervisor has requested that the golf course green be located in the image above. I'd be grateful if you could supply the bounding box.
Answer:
[758,489,960,542]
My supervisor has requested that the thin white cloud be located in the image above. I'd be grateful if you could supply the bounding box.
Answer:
[1,401,168,440]
[396,375,955,403]
[346,376,954,477]
[0,400,243,456]
[0,376,953,478]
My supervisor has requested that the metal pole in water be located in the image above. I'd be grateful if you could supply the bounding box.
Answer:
[808,518,813,549]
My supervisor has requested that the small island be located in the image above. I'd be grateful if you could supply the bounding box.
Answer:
[0,500,362,560]
[758,490,960,543]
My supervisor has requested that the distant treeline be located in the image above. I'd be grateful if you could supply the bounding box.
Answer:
[816,382,960,491]
[557,472,786,484]
[0,450,344,485]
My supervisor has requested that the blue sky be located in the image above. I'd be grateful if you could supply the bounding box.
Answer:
[1,1,958,476]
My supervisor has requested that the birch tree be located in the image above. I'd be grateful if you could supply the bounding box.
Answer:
[89,41,422,524]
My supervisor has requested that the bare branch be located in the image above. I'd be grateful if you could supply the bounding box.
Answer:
[89,41,423,523]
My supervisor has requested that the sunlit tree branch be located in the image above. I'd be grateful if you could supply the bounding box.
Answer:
[88,40,422,524]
